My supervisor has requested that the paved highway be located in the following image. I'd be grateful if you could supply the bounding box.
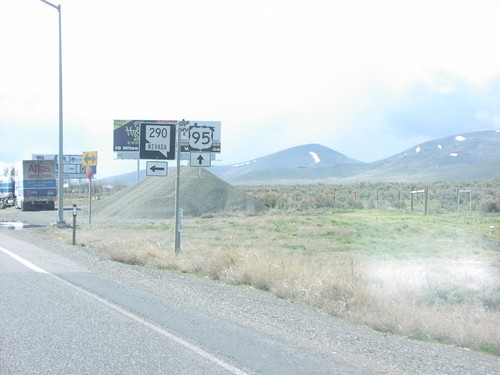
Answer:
[0,231,364,374]
[1,227,499,375]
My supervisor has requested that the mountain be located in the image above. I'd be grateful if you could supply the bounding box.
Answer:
[231,143,361,168]
[102,130,499,185]
[212,130,499,184]
[351,130,500,182]
[210,144,363,184]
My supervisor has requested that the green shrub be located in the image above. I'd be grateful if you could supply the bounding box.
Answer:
[482,198,500,213]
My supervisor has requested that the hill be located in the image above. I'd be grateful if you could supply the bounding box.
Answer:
[93,167,267,219]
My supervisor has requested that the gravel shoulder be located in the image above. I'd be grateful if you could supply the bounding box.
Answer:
[1,207,499,375]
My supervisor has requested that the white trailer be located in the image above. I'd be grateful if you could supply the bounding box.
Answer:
[0,164,15,209]
[14,160,57,211]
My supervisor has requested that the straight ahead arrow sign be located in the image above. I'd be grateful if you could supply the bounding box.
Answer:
[189,152,211,167]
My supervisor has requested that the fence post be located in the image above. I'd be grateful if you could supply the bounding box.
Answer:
[424,187,428,216]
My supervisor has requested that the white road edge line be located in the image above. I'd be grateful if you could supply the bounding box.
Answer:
[0,246,48,274]
[0,245,249,375]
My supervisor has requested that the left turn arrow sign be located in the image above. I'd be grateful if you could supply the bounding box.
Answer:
[146,161,168,176]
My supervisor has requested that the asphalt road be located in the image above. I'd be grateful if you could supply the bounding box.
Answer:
[0,230,363,374]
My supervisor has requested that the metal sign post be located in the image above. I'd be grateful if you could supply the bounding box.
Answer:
[86,167,94,224]
[175,120,188,254]
[83,152,97,225]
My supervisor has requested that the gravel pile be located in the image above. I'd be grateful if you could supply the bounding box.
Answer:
[92,167,268,219]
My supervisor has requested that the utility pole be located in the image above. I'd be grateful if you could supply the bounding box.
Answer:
[40,0,65,226]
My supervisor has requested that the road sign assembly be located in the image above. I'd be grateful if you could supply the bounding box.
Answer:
[113,118,221,254]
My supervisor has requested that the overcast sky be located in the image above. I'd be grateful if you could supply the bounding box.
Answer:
[1,0,500,178]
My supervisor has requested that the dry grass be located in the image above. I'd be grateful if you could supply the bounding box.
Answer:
[361,259,500,350]
[46,210,500,355]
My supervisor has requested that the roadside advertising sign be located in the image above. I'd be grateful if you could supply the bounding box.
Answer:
[33,154,96,179]
[113,120,141,153]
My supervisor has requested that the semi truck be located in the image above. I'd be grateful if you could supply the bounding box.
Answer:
[0,164,15,209]
[14,160,57,211]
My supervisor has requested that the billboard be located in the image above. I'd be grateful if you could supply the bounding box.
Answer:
[113,119,141,154]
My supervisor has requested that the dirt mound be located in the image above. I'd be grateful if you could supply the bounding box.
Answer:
[93,167,268,219]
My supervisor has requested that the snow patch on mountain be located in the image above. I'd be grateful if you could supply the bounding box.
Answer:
[309,152,320,164]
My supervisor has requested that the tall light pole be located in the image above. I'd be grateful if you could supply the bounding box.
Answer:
[40,0,65,226]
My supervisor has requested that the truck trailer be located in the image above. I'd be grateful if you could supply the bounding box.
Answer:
[0,164,15,209]
[14,160,57,211]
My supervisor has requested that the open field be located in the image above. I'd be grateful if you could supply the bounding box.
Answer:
[2,180,499,354]
[36,207,500,355]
